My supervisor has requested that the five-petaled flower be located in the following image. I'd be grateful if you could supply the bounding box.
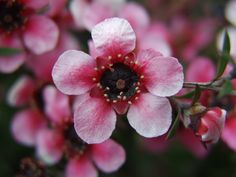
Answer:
[52,17,184,144]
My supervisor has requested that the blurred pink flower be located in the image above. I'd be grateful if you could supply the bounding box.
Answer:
[52,17,184,144]
[0,0,59,73]
[26,31,78,82]
[196,107,226,144]
[170,16,217,61]
[185,57,216,106]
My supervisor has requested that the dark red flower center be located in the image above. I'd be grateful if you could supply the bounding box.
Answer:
[100,62,139,101]
[0,0,27,32]
[64,125,88,157]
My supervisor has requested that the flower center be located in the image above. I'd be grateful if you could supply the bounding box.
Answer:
[0,0,27,32]
[64,125,87,157]
[100,62,139,101]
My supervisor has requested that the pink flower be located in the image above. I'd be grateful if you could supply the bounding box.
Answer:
[52,18,184,144]
[0,0,59,73]
[65,138,125,177]
[196,107,226,144]
[0,0,59,54]
[11,109,47,146]
[26,31,78,82]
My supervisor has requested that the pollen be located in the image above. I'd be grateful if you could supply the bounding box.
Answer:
[92,77,96,81]
[125,56,129,60]
[108,56,112,60]
[117,54,122,58]
[128,101,132,105]
[97,83,102,88]
[140,75,144,79]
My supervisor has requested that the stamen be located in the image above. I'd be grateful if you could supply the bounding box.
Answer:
[105,87,110,90]
[135,87,139,90]
[125,56,129,60]
[108,56,112,60]
[104,94,108,97]
[94,67,98,71]
[92,77,96,81]
[117,95,121,99]
[113,100,117,103]
[135,97,139,100]
[137,90,141,93]
[128,101,132,105]
[101,66,105,70]
[97,83,102,88]
[106,99,110,102]
[140,75,144,79]
[117,54,122,58]
[123,96,127,100]
[119,91,123,95]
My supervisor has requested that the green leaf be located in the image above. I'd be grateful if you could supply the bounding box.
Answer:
[214,52,231,81]
[0,47,21,56]
[191,85,201,105]
[218,79,233,98]
[223,30,231,54]
[213,30,231,81]
[166,107,181,140]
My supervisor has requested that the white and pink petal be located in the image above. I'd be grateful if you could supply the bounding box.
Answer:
[137,49,184,97]
[43,85,71,125]
[74,93,116,144]
[23,15,59,55]
[91,18,136,57]
[91,139,126,173]
[127,93,172,138]
[36,128,64,165]
[7,75,35,107]
[52,50,96,95]
[66,156,98,177]
[11,109,46,146]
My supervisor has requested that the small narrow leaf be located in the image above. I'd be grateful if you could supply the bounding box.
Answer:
[218,79,233,98]
[191,85,201,106]
[223,30,231,54]
[214,53,231,80]
[213,30,231,81]
[166,107,181,140]
[0,47,21,56]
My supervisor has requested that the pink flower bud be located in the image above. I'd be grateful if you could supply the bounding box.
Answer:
[196,107,226,144]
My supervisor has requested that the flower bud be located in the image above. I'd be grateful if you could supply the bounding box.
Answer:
[196,107,226,144]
